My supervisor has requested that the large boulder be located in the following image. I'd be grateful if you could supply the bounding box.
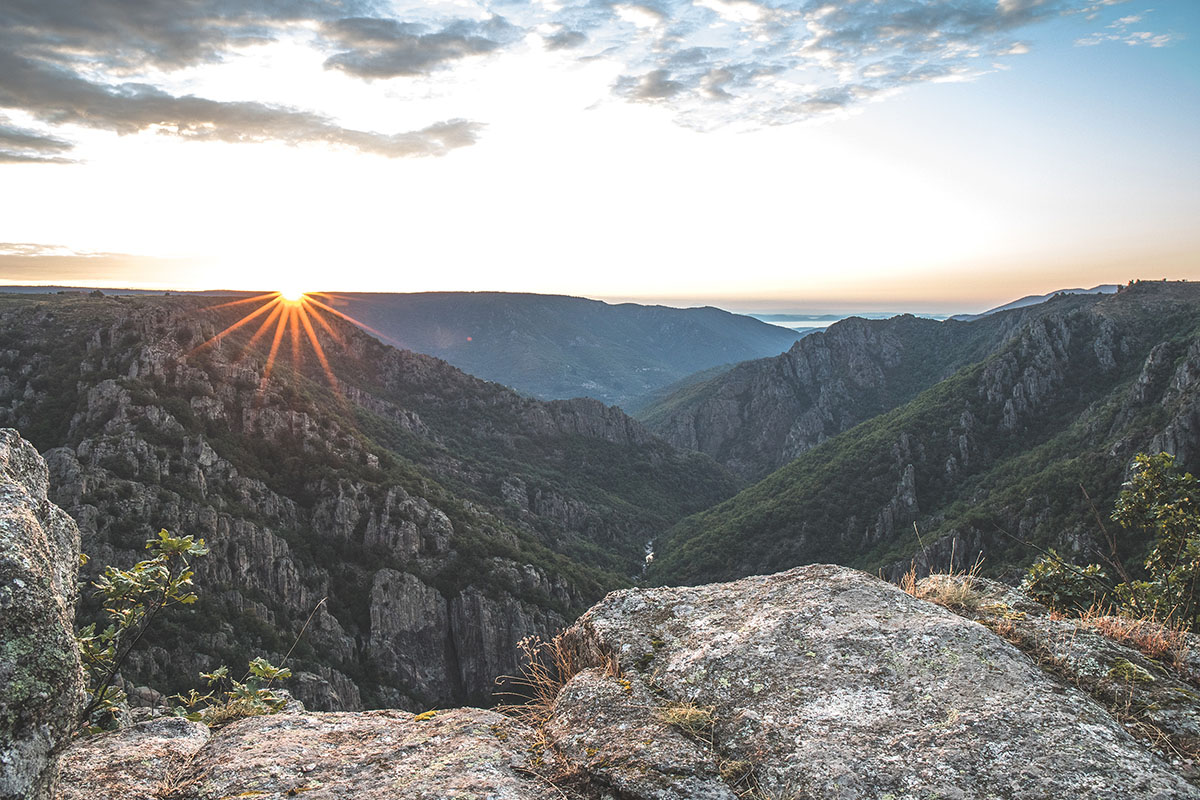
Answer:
[55,717,210,800]
[550,564,1200,799]
[0,429,84,800]
[917,573,1200,779]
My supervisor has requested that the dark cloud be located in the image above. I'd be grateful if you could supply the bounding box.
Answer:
[616,69,686,101]
[0,119,75,163]
[0,0,378,70]
[323,16,522,78]
[0,49,481,158]
[544,27,588,50]
[0,0,1161,152]
[0,0,484,159]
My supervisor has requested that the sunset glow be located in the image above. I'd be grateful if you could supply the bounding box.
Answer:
[0,1,1196,313]
[192,291,373,395]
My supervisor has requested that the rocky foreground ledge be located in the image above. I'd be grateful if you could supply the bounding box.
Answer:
[1,430,1198,799]
[54,567,1200,800]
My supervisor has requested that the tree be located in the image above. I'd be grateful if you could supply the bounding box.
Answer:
[1112,452,1200,629]
[76,529,208,729]
[1022,452,1200,631]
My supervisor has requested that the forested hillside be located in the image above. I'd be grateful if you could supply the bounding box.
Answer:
[649,282,1200,586]
[0,292,736,710]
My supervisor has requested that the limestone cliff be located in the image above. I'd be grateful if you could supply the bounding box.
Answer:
[637,304,1062,482]
[0,294,735,711]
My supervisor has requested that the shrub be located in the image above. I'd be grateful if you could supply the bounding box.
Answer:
[171,657,291,727]
[1021,551,1109,613]
[76,530,209,730]
[1020,452,1200,631]
[1112,452,1200,629]
[76,529,291,732]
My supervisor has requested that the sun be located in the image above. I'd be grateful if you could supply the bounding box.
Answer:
[191,289,396,398]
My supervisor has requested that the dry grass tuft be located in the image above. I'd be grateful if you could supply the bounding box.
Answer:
[496,633,617,728]
[1079,608,1191,664]
[900,552,985,612]
[152,750,207,800]
[656,701,716,741]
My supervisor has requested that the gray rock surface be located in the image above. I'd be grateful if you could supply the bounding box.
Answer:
[0,429,84,800]
[55,717,210,800]
[51,562,1200,798]
[554,564,1199,799]
[57,709,566,800]
[918,573,1200,779]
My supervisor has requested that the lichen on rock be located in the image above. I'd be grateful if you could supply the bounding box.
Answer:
[0,429,84,800]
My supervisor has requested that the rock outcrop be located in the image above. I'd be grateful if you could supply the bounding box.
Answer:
[0,293,735,713]
[919,573,1200,776]
[55,710,565,800]
[57,565,1200,798]
[0,430,83,800]
[638,311,1026,482]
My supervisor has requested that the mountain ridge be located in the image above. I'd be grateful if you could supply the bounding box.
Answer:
[637,294,1108,481]
[297,291,804,408]
[647,281,1200,586]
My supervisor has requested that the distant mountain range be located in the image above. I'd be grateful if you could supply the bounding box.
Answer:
[0,287,805,410]
[327,292,804,409]
[949,285,1118,321]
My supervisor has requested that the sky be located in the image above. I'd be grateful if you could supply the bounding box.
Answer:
[0,0,1196,314]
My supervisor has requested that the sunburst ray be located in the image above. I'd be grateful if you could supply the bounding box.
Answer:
[207,292,280,310]
[296,302,340,394]
[190,296,282,355]
[197,290,372,396]
[303,295,405,349]
[257,303,292,394]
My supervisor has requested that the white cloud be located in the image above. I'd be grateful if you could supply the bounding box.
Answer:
[0,0,1182,160]
[1073,6,1177,48]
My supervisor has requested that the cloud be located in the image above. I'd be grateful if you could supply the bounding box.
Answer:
[523,0,1114,129]
[0,0,483,159]
[535,0,1182,128]
[323,16,522,78]
[0,118,75,163]
[1074,9,1177,48]
[616,69,686,101]
[0,243,205,287]
[0,0,376,70]
[543,26,588,50]
[0,0,1177,153]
